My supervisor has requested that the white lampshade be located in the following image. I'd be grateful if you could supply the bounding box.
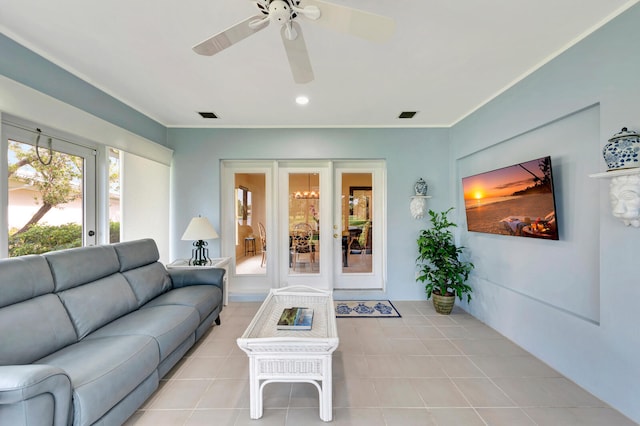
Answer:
[181,216,219,241]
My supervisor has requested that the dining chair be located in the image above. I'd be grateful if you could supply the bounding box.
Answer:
[258,222,267,267]
[290,223,315,270]
[359,221,371,256]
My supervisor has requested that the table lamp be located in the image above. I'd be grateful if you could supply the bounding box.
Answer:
[181,216,219,266]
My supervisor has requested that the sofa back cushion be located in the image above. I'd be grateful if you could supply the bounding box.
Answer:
[0,255,54,308]
[122,263,172,307]
[113,239,172,306]
[113,238,160,272]
[0,294,77,365]
[56,274,138,339]
[0,256,77,364]
[44,245,121,292]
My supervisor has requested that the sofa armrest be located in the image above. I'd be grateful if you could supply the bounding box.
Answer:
[168,267,225,290]
[0,365,72,426]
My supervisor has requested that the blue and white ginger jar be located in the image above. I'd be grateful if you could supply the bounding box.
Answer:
[603,127,640,171]
[414,178,428,196]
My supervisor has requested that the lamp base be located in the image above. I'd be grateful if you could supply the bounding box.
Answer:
[189,240,211,266]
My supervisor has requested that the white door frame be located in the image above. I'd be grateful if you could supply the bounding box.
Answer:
[333,160,386,291]
[221,160,275,297]
[278,161,333,290]
[222,159,386,299]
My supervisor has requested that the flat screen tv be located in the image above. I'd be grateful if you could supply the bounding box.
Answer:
[462,156,559,240]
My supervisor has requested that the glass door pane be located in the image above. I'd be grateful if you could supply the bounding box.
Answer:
[334,161,385,290]
[234,173,266,275]
[5,125,96,257]
[108,148,121,243]
[289,172,320,274]
[341,173,373,274]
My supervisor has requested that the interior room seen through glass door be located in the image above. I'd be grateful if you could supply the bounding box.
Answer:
[234,173,266,275]
[289,172,320,274]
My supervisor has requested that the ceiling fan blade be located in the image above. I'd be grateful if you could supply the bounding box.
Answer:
[192,15,269,56]
[299,0,395,43]
[281,22,314,84]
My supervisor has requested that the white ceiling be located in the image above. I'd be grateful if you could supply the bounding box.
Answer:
[1,0,637,128]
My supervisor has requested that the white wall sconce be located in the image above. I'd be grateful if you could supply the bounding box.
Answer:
[410,178,431,219]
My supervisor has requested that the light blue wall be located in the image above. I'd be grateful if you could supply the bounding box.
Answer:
[450,4,640,423]
[167,127,450,301]
[0,34,167,145]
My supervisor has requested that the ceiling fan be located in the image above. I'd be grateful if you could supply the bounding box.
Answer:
[192,0,395,84]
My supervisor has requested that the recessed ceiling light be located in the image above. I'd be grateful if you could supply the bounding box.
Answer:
[295,96,309,106]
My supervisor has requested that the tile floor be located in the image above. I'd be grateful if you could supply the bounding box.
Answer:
[125,301,637,426]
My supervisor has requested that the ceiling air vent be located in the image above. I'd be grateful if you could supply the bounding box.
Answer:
[198,112,219,119]
[398,111,417,119]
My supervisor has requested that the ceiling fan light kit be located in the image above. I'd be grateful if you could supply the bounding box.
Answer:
[192,0,395,84]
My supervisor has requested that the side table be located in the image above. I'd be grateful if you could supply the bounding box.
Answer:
[166,257,231,305]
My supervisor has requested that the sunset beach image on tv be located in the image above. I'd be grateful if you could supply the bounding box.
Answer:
[462,156,559,240]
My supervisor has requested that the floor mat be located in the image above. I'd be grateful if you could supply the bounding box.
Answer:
[334,300,401,318]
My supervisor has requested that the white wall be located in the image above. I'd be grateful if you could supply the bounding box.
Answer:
[121,152,171,262]
[451,4,640,422]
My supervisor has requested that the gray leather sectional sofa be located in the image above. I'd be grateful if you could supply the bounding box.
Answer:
[0,238,225,426]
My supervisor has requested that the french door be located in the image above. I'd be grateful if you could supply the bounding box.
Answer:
[3,121,97,257]
[222,160,385,296]
[332,161,385,290]
[278,162,332,289]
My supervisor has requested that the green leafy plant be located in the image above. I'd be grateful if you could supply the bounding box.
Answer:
[416,208,474,302]
[8,223,82,257]
[109,221,120,243]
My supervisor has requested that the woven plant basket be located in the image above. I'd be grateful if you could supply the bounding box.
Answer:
[432,293,455,315]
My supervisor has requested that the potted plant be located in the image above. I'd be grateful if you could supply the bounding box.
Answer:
[416,208,474,314]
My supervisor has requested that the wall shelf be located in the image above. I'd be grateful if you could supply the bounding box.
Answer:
[589,167,640,179]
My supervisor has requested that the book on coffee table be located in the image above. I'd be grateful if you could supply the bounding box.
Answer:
[277,307,314,330]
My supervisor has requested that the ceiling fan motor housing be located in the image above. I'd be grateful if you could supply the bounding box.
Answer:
[256,0,300,18]
[269,1,292,24]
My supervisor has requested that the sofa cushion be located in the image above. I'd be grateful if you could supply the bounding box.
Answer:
[37,335,158,426]
[44,245,120,292]
[56,274,138,339]
[113,238,159,272]
[86,305,200,361]
[0,255,54,308]
[0,294,77,365]
[122,262,172,307]
[143,285,222,323]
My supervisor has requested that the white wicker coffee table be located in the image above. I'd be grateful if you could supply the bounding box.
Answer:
[237,286,339,421]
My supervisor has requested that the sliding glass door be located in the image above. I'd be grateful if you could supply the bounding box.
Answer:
[3,122,96,257]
